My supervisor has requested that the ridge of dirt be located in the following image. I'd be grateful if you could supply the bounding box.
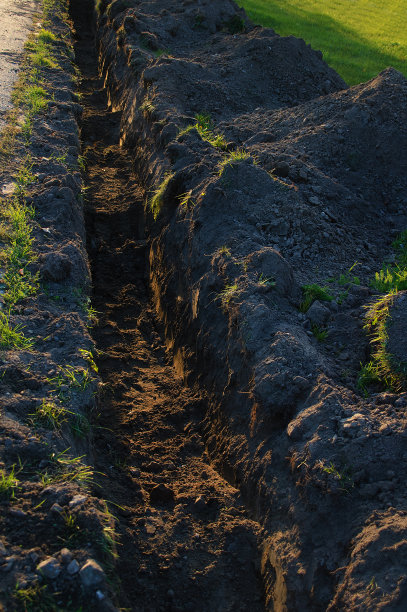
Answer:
[92,0,407,609]
[74,4,266,610]
[0,3,118,610]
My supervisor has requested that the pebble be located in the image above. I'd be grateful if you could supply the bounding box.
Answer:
[0,541,7,556]
[96,590,105,601]
[50,503,64,515]
[60,548,72,563]
[67,559,80,575]
[69,494,87,509]
[80,559,105,587]
[37,557,61,579]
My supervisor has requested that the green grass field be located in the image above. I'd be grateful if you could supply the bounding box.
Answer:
[237,0,406,85]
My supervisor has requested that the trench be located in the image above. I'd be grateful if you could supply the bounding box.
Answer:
[70,1,265,610]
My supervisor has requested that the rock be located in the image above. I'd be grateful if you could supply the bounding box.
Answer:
[69,494,87,509]
[37,557,61,579]
[149,484,175,504]
[308,196,321,206]
[67,559,80,575]
[80,559,105,587]
[60,548,72,563]
[41,251,71,282]
[0,541,7,556]
[306,300,331,326]
[192,496,207,513]
[275,161,290,177]
[50,503,64,515]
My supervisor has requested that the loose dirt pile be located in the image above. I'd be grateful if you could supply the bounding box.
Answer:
[92,0,407,609]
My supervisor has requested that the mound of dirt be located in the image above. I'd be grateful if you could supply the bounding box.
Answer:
[95,0,407,609]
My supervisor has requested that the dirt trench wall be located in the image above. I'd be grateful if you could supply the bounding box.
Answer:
[95,0,407,610]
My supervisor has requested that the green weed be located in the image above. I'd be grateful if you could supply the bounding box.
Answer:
[216,283,240,309]
[0,312,34,350]
[39,450,93,487]
[0,465,19,498]
[357,360,381,396]
[311,324,328,342]
[322,461,354,493]
[179,113,228,150]
[258,273,276,288]
[149,172,174,220]
[218,149,252,175]
[363,290,405,391]
[30,399,68,430]
[300,283,333,312]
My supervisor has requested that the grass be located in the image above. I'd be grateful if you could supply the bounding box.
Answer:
[0,465,19,498]
[149,172,174,220]
[179,113,228,150]
[216,283,240,309]
[30,399,68,430]
[237,0,407,85]
[362,290,406,391]
[300,283,333,313]
[371,231,407,293]
[39,451,94,487]
[311,324,328,342]
[321,461,354,493]
[218,149,252,175]
[0,313,34,350]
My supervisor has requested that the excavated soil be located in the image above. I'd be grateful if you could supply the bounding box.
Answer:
[73,5,265,611]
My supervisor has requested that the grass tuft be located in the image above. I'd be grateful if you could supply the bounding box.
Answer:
[300,283,332,312]
[149,173,174,220]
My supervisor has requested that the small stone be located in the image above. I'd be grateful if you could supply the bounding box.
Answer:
[37,557,61,579]
[60,548,72,563]
[167,589,175,599]
[50,503,64,515]
[192,496,207,513]
[2,556,16,572]
[9,508,27,518]
[0,541,7,556]
[308,196,320,206]
[306,300,331,326]
[96,590,105,601]
[69,494,87,509]
[67,559,80,575]
[29,552,40,564]
[80,559,105,587]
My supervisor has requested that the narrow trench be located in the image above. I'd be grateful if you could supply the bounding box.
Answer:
[70,2,265,610]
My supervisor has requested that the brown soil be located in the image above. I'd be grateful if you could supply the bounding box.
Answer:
[74,6,265,611]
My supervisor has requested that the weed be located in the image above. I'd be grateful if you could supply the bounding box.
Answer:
[49,365,93,399]
[363,290,405,391]
[321,461,354,493]
[37,28,57,43]
[218,245,231,257]
[0,312,34,349]
[149,172,174,220]
[371,230,407,293]
[179,113,228,150]
[78,348,98,373]
[70,413,91,438]
[77,154,86,172]
[218,149,251,175]
[223,15,245,34]
[40,450,93,487]
[357,361,380,396]
[178,190,195,210]
[98,502,119,568]
[140,96,155,117]
[0,465,19,498]
[300,283,333,312]
[12,582,56,612]
[258,273,276,288]
[216,283,240,309]
[30,399,68,429]
[311,324,328,342]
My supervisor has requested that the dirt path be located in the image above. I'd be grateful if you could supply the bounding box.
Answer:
[71,3,265,610]
[0,0,37,132]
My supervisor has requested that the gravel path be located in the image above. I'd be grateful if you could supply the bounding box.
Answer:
[0,0,37,132]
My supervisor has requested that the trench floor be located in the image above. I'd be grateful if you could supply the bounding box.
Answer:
[71,4,265,611]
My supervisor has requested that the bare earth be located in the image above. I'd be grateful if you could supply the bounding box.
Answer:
[0,0,37,132]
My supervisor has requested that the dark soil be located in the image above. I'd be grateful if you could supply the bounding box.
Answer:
[73,3,265,610]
